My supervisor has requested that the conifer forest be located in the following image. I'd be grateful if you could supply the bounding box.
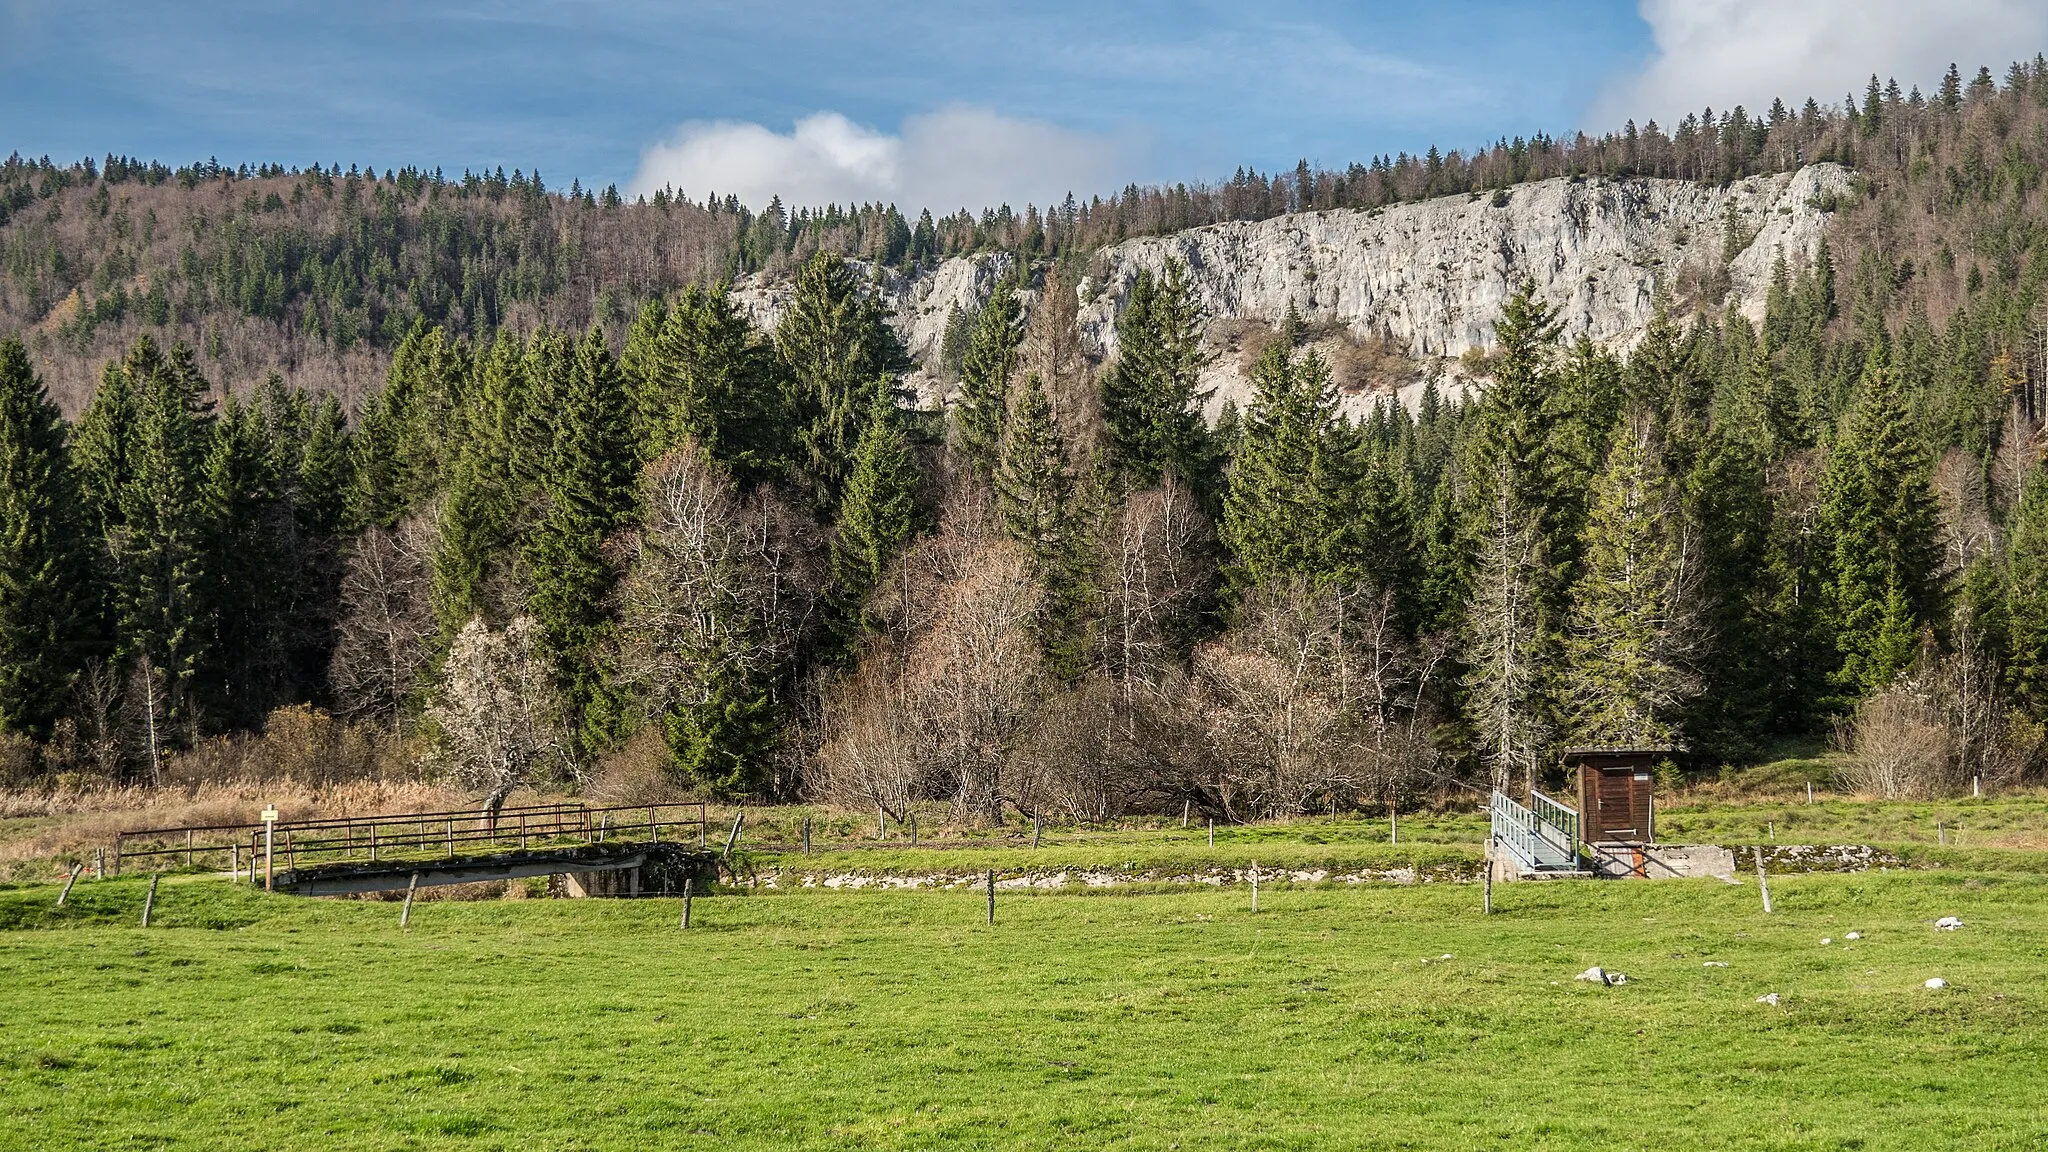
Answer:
[5,60,2048,816]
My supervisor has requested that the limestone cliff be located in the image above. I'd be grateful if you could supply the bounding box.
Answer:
[735,164,1852,411]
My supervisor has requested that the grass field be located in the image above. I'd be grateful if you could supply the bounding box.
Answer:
[3,868,2045,1150]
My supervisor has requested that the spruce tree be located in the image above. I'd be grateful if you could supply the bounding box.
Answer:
[1219,344,1339,598]
[647,284,783,480]
[112,342,215,736]
[526,325,638,750]
[1557,418,1699,747]
[775,252,912,511]
[826,380,922,659]
[1819,345,1943,698]
[197,392,292,728]
[1101,260,1211,493]
[955,276,1025,481]
[2004,460,2048,714]
[997,372,1091,675]
[0,340,95,737]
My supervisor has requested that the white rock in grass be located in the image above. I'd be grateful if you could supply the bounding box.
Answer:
[1575,966,1609,984]
[1703,961,1729,968]
[1820,937,1833,945]
[1440,953,1455,960]
[1924,977,1949,989]
[1756,993,1781,1006]
[1845,931,1862,940]
[1935,916,1964,931]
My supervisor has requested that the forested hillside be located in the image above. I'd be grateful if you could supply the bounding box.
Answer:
[3,60,2048,812]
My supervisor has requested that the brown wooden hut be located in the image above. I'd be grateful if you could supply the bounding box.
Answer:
[1562,748,1667,844]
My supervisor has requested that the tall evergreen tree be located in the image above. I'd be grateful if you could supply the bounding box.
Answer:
[998,372,1091,676]
[0,340,95,737]
[1101,260,1212,493]
[2004,460,2048,714]
[527,325,638,750]
[647,284,783,480]
[111,342,215,738]
[775,252,911,511]
[1557,418,1700,747]
[826,380,923,659]
[1819,345,1944,698]
[955,276,1026,481]
[1219,344,1339,598]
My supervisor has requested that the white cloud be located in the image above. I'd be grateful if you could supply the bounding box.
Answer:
[627,107,1127,215]
[1591,0,2048,129]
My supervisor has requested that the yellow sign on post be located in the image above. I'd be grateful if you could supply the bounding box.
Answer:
[260,806,279,891]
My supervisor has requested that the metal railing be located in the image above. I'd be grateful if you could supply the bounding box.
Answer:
[1490,790,1580,874]
[114,801,708,878]
[1529,789,1579,858]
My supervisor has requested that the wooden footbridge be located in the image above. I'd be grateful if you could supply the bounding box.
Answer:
[111,801,721,896]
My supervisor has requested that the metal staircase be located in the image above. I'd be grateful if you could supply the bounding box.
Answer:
[1489,789,1586,876]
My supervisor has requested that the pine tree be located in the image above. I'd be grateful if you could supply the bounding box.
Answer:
[0,340,95,737]
[665,665,780,796]
[196,391,295,728]
[775,252,912,511]
[1819,345,1944,698]
[826,380,922,659]
[955,276,1025,481]
[431,333,526,640]
[526,325,638,750]
[1557,418,1700,747]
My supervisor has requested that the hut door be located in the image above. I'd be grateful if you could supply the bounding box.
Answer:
[1596,769,1640,840]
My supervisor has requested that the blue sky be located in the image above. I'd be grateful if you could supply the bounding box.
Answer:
[4,1,2045,214]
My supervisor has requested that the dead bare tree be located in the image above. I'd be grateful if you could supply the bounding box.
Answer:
[329,515,436,732]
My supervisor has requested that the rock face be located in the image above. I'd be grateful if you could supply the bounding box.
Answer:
[1077,164,1851,363]
[733,165,1851,410]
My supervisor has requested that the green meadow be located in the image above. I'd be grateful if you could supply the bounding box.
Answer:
[2,867,2044,1151]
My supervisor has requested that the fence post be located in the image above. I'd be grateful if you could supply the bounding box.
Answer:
[1182,800,1190,828]
[877,806,886,841]
[185,829,194,866]
[57,863,82,907]
[802,816,812,854]
[112,833,123,877]
[141,872,159,928]
[1032,812,1042,850]
[681,878,693,929]
[1208,819,1214,848]
[1755,851,1773,915]
[698,803,707,849]
[370,825,378,862]
[1250,861,1259,913]
[401,872,419,929]
[1483,847,1493,916]
[446,819,455,859]
[230,842,239,883]
[908,811,918,846]
[986,869,995,926]
[723,810,745,858]
[1390,802,1398,845]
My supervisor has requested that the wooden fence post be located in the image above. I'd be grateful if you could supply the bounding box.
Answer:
[1390,802,1398,845]
[1483,849,1493,916]
[229,842,239,883]
[802,817,812,854]
[400,872,420,929]
[723,810,745,858]
[908,811,918,846]
[986,869,995,926]
[1032,812,1042,850]
[1250,861,1259,913]
[1207,819,1214,848]
[1755,851,1773,915]
[140,872,159,928]
[1182,800,1190,828]
[877,806,886,841]
[681,878,693,929]
[57,863,82,907]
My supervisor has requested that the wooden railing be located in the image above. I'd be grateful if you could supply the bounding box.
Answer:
[113,802,709,879]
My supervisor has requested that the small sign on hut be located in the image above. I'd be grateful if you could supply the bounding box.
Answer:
[1562,748,1667,845]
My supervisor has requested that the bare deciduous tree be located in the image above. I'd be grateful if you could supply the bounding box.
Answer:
[427,615,569,812]
[329,515,436,732]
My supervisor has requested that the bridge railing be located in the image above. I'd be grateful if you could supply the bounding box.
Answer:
[1489,790,1546,872]
[1529,789,1580,858]
[114,801,710,878]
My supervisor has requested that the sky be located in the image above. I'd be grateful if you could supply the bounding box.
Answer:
[4,1,2047,216]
